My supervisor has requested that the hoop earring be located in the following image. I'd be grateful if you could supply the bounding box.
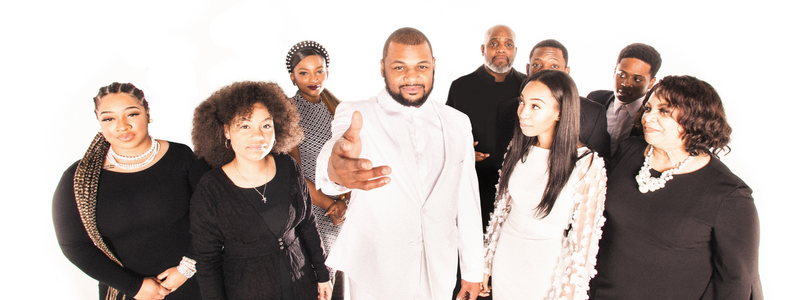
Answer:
[225,139,231,149]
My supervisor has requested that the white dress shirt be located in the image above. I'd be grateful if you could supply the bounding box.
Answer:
[398,101,444,199]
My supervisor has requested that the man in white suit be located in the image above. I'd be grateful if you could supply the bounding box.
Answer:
[316,27,484,300]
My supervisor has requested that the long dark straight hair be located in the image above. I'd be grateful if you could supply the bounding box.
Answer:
[496,70,582,218]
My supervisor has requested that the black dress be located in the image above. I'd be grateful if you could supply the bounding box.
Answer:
[52,142,210,299]
[190,154,329,300]
[589,138,763,299]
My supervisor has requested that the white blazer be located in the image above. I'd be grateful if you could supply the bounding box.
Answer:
[316,88,484,299]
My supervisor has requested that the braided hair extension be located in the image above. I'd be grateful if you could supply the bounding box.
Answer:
[76,80,147,300]
[73,133,127,300]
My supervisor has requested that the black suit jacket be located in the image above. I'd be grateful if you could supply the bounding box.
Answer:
[446,65,527,227]
[586,89,644,142]
[587,90,615,109]
[495,96,611,169]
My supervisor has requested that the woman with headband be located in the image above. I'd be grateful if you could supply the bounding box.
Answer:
[285,40,348,296]
[53,82,209,300]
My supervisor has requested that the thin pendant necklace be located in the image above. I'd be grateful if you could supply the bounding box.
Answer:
[635,145,694,193]
[234,160,268,203]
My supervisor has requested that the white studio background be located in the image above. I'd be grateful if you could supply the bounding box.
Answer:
[1,0,795,298]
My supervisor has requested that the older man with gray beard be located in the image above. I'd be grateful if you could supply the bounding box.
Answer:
[446,24,526,229]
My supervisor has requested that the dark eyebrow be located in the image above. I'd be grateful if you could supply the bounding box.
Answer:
[391,60,431,65]
[297,66,324,71]
[99,106,140,115]
[524,98,546,103]
[239,116,273,123]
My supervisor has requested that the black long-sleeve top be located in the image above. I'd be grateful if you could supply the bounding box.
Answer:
[52,142,210,299]
[446,65,526,227]
[190,154,329,300]
[589,138,763,299]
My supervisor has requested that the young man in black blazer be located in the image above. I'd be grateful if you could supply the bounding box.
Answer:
[587,43,661,156]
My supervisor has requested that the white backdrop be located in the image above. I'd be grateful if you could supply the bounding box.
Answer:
[1,0,795,298]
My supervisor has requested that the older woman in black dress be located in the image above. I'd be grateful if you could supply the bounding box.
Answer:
[589,75,762,299]
[53,82,208,300]
[190,81,331,300]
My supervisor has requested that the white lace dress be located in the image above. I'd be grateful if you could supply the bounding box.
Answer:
[484,146,606,300]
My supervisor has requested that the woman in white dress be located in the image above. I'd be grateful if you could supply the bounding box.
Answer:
[480,70,607,300]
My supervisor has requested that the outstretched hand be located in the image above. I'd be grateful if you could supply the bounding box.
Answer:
[327,111,391,190]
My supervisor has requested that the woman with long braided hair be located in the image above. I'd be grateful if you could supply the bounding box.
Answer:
[52,82,209,300]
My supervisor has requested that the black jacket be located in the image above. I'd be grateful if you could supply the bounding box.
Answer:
[190,154,328,300]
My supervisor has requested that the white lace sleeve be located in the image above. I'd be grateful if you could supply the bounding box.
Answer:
[483,142,514,276]
[482,185,511,275]
[549,151,607,300]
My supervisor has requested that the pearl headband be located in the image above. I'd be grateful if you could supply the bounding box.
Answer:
[285,40,330,73]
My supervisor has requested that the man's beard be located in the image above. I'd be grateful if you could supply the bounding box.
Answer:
[383,71,435,107]
[484,56,514,74]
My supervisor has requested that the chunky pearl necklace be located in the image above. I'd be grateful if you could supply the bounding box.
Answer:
[106,138,161,170]
[636,145,694,193]
[109,136,157,160]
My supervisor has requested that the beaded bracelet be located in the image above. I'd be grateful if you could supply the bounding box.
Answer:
[177,256,196,278]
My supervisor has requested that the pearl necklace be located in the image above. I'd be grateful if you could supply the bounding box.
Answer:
[106,139,161,170]
[636,146,694,193]
[234,160,268,203]
[109,136,157,160]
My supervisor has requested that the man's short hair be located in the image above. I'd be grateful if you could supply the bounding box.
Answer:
[382,27,433,60]
[617,43,661,77]
[530,39,569,67]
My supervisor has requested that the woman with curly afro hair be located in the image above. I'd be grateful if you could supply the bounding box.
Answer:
[190,81,332,300]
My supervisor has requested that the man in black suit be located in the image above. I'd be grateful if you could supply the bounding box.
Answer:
[446,25,526,229]
[586,43,661,156]
[496,39,612,164]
